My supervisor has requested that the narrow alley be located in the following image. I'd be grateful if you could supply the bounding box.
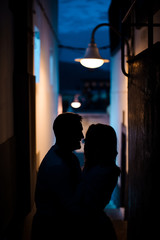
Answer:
[0,0,160,239]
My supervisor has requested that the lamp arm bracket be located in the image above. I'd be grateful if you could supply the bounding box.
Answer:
[91,23,130,77]
[91,23,121,43]
[91,23,129,50]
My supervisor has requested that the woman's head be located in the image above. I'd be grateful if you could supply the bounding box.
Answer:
[84,124,118,169]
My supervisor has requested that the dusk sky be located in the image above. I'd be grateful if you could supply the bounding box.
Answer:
[58,0,112,71]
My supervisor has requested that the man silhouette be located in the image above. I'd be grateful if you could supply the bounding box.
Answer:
[31,113,84,239]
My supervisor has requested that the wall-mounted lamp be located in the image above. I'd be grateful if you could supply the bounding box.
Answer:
[71,94,81,109]
[75,42,109,69]
[75,23,130,77]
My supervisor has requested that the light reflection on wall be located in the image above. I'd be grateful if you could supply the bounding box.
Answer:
[33,1,59,168]
[110,49,128,176]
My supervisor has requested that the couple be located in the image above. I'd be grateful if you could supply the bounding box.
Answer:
[31,112,120,239]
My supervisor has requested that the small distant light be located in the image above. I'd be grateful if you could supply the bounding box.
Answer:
[71,94,81,109]
[71,101,81,108]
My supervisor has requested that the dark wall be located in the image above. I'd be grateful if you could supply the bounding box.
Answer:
[0,137,17,238]
[0,0,36,239]
[0,1,17,238]
[128,42,160,239]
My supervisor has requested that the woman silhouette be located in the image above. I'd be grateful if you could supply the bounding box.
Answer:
[80,123,120,239]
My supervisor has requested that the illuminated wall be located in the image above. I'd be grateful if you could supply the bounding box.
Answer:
[110,50,128,171]
[33,0,60,166]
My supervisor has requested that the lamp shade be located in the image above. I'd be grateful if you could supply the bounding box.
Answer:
[75,43,109,69]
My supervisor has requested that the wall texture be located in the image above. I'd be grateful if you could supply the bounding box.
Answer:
[128,42,160,239]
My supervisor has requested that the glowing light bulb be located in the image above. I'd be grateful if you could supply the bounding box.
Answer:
[80,58,104,68]
[71,101,81,108]
[71,94,81,109]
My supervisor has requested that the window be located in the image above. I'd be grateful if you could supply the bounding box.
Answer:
[50,49,54,86]
[34,26,41,83]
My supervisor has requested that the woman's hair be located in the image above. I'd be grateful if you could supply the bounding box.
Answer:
[84,124,118,169]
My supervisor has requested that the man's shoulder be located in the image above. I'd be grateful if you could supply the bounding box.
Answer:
[40,145,64,169]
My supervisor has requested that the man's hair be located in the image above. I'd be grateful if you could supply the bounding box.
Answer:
[53,112,82,139]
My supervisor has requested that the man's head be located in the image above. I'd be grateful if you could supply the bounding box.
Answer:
[53,112,84,151]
